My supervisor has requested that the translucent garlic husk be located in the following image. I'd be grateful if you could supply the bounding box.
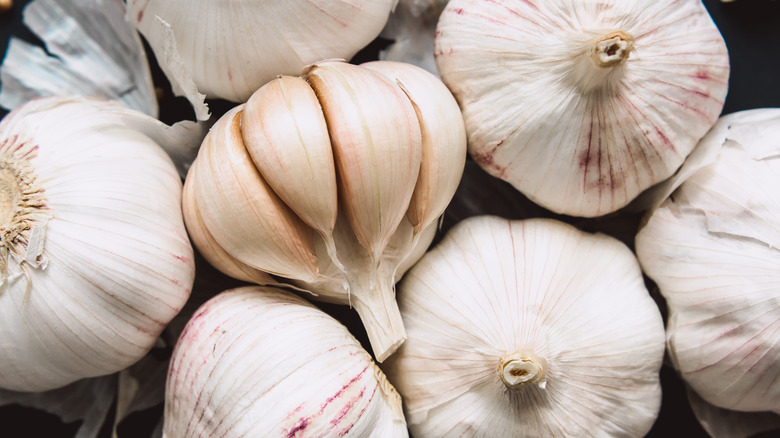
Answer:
[182,59,467,362]
[0,96,196,392]
[163,285,408,437]
[636,108,780,413]
[379,0,451,75]
[126,0,398,109]
[434,0,730,217]
[385,216,666,436]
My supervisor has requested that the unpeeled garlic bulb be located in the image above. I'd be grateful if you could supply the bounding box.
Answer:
[183,60,466,362]
[0,96,195,392]
[385,216,665,436]
[434,0,730,217]
[164,285,407,437]
[636,108,780,413]
[127,0,398,107]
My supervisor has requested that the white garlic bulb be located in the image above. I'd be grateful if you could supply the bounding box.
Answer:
[636,108,780,413]
[164,285,408,437]
[0,96,195,392]
[385,216,666,436]
[126,0,398,107]
[183,60,467,362]
[434,0,730,217]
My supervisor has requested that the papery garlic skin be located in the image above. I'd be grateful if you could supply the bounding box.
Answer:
[435,0,730,217]
[183,60,466,362]
[636,108,780,413]
[386,216,665,436]
[0,96,195,392]
[127,0,398,104]
[164,286,408,438]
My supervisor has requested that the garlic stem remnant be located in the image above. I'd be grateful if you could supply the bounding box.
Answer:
[183,60,466,362]
[591,31,634,68]
[435,0,730,217]
[636,108,780,413]
[164,286,408,437]
[385,216,665,436]
[0,96,195,392]
[499,351,548,390]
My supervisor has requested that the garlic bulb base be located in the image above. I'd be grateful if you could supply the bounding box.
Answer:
[499,351,548,390]
[591,31,634,68]
[0,135,52,289]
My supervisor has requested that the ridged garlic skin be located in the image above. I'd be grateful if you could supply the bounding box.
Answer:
[435,0,730,217]
[127,0,398,103]
[0,96,195,392]
[386,216,665,436]
[182,60,467,362]
[636,109,780,413]
[164,286,408,438]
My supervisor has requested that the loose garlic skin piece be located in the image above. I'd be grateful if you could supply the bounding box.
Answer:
[636,109,780,413]
[385,216,665,436]
[435,0,730,217]
[0,96,195,392]
[182,60,467,362]
[126,0,398,103]
[163,286,408,438]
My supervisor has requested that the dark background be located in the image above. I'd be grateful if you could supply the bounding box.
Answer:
[1,0,780,436]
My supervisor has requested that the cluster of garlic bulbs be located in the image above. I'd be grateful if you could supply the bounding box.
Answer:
[164,285,408,437]
[637,108,780,414]
[0,96,195,392]
[385,216,666,436]
[182,59,467,362]
[434,0,730,217]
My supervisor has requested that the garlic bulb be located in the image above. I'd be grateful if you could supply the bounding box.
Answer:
[126,0,398,107]
[164,285,407,437]
[183,59,466,361]
[0,96,195,392]
[385,216,666,436]
[434,0,730,217]
[636,108,780,413]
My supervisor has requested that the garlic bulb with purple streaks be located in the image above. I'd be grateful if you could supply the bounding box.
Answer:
[163,285,407,437]
[385,216,665,436]
[434,0,730,217]
[0,96,195,392]
[636,108,780,413]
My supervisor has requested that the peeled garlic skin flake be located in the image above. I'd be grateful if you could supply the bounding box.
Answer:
[636,108,780,413]
[435,0,730,217]
[163,286,408,438]
[0,96,195,392]
[385,216,665,437]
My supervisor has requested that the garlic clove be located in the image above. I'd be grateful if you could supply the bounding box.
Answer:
[434,0,730,217]
[181,170,277,286]
[361,60,467,236]
[189,105,320,282]
[241,75,342,270]
[385,216,665,436]
[304,61,423,268]
[164,285,408,437]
